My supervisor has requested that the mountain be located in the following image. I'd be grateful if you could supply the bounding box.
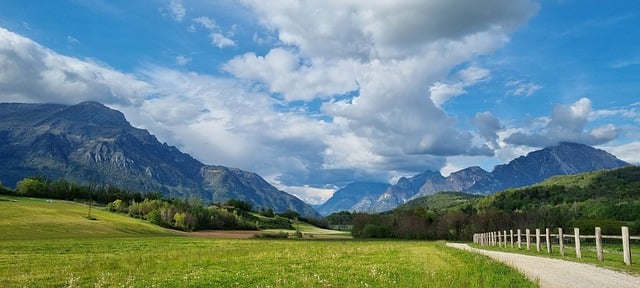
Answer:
[477,142,630,193]
[315,182,389,216]
[324,142,629,214]
[0,102,320,218]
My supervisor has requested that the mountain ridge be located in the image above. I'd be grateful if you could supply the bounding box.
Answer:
[321,142,629,214]
[0,101,320,218]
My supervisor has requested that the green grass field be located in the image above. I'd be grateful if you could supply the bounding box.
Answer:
[0,196,537,287]
[0,196,177,240]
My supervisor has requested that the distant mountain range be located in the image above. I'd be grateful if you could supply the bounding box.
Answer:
[0,102,320,218]
[1,102,631,218]
[317,142,629,215]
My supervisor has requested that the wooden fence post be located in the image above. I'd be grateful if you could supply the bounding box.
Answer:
[536,228,541,252]
[574,228,582,259]
[526,229,531,250]
[558,228,564,256]
[498,231,502,247]
[595,227,603,262]
[622,226,632,266]
[517,229,522,249]
[546,228,552,254]
[510,229,514,248]
[503,230,507,248]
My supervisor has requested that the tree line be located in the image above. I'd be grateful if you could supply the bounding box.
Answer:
[0,176,309,232]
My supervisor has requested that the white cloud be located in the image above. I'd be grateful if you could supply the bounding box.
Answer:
[430,66,491,107]
[242,0,538,60]
[66,35,80,45]
[175,55,191,66]
[193,16,215,30]
[0,27,150,106]
[471,111,502,149]
[209,33,235,48]
[506,80,542,97]
[273,184,336,205]
[0,0,546,202]
[601,142,640,165]
[505,97,619,147]
[191,16,236,48]
[223,48,359,101]
[168,0,186,22]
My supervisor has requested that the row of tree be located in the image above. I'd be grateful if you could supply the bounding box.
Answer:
[107,198,273,231]
[1,176,159,204]
[0,176,303,232]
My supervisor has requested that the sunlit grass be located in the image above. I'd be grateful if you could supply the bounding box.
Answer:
[0,195,177,240]
[0,196,536,287]
[0,238,536,287]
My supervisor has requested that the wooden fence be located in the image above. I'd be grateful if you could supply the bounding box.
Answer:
[473,227,639,266]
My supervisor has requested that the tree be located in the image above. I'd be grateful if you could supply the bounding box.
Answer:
[174,212,186,229]
[279,209,300,220]
[147,209,162,225]
[16,177,46,196]
[226,199,253,212]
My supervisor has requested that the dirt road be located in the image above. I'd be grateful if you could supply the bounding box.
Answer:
[447,243,640,288]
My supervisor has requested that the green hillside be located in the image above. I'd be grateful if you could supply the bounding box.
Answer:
[352,166,640,240]
[395,191,481,212]
[0,196,177,240]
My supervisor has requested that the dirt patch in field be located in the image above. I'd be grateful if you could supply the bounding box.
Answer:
[178,230,261,239]
[178,230,353,239]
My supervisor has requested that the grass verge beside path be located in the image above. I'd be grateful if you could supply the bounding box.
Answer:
[0,238,536,287]
[470,242,640,275]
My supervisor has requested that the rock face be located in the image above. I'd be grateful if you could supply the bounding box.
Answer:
[315,182,390,216]
[0,102,320,218]
[321,142,629,214]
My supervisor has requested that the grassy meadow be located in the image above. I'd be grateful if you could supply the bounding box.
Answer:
[0,196,536,287]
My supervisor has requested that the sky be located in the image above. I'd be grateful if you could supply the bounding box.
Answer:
[1,0,639,204]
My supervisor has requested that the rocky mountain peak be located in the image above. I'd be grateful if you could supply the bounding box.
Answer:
[321,142,630,214]
[0,102,320,218]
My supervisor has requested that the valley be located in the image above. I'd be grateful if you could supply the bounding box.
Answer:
[0,195,535,287]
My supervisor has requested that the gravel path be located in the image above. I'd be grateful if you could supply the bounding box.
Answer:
[446,243,640,288]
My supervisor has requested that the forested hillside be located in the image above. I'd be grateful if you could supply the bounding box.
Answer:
[348,166,640,240]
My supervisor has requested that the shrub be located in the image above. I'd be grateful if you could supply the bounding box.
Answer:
[251,232,289,239]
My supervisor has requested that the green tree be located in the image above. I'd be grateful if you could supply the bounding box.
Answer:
[147,209,162,225]
[174,212,186,229]
[16,177,46,196]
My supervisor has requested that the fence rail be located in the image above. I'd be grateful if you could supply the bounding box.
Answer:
[473,226,635,266]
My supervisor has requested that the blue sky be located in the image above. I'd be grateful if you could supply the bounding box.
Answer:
[1,0,639,204]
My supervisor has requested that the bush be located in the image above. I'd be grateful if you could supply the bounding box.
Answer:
[251,232,289,239]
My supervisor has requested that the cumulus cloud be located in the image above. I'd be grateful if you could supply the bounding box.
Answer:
[242,0,539,60]
[430,66,491,107]
[0,27,149,106]
[168,0,186,22]
[0,0,544,202]
[505,97,619,147]
[223,48,359,101]
[472,111,502,149]
[602,142,640,165]
[191,16,235,48]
